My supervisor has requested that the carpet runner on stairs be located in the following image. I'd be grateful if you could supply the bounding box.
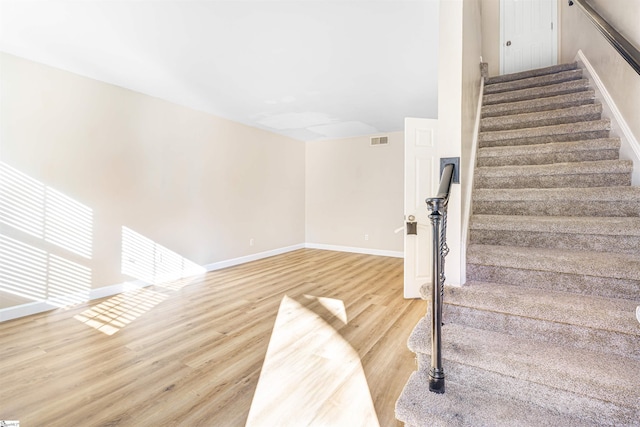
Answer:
[396,62,640,426]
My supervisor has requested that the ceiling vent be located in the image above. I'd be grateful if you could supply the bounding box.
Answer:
[370,136,389,146]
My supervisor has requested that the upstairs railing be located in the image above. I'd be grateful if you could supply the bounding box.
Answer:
[425,162,455,394]
[569,0,640,76]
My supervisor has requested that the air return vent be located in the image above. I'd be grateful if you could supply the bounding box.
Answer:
[370,136,389,146]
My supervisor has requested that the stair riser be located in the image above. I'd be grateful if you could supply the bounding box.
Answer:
[413,355,637,425]
[480,110,601,132]
[483,83,590,106]
[477,149,618,167]
[485,63,578,85]
[481,92,595,118]
[484,69,584,95]
[469,229,640,255]
[396,370,584,427]
[444,304,640,360]
[466,264,640,300]
[479,130,610,148]
[474,173,631,189]
[472,200,640,217]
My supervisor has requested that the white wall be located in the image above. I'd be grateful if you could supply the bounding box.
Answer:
[560,0,640,143]
[305,132,404,255]
[436,0,463,286]
[433,0,483,286]
[0,53,306,310]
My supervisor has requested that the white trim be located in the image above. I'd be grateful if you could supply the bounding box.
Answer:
[305,243,404,258]
[203,243,305,271]
[0,279,150,322]
[576,50,640,185]
[460,75,485,286]
[88,280,148,300]
[0,301,57,322]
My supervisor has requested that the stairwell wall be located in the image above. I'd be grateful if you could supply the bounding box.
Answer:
[560,0,640,155]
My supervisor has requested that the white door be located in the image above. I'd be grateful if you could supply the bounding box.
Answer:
[404,118,438,299]
[501,0,557,75]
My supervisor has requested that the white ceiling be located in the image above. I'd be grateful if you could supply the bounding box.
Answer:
[0,0,440,141]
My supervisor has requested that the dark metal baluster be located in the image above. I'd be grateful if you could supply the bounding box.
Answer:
[425,162,455,394]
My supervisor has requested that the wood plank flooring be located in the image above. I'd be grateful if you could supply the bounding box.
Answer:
[0,249,426,426]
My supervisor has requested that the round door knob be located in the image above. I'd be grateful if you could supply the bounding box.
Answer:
[506,41,512,46]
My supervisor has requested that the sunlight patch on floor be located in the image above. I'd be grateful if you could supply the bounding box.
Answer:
[74,287,168,335]
[303,294,348,324]
[246,294,379,427]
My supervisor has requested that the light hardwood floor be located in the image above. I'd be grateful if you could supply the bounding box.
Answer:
[0,249,426,426]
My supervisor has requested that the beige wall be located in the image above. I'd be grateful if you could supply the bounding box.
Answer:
[305,132,404,254]
[481,0,501,77]
[461,0,483,284]
[561,0,640,143]
[586,0,640,47]
[0,53,305,309]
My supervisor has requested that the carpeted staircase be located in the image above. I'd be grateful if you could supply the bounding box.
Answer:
[396,63,640,426]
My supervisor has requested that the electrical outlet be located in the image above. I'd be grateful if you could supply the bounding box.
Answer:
[249,238,254,246]
[364,234,369,241]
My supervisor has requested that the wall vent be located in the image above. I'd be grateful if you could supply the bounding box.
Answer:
[370,136,389,146]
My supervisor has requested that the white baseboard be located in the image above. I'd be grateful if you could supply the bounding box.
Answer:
[0,242,403,322]
[0,279,150,322]
[304,243,404,258]
[575,50,640,185]
[88,280,148,300]
[0,301,57,322]
[203,243,306,271]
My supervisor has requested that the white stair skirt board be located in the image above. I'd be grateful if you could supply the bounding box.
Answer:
[576,49,640,185]
[460,73,486,285]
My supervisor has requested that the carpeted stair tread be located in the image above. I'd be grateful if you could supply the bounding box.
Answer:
[474,159,632,189]
[441,281,640,359]
[482,90,596,118]
[469,214,640,254]
[470,214,640,236]
[397,61,640,426]
[484,69,583,95]
[476,138,620,166]
[480,103,602,131]
[407,321,640,422]
[467,244,640,281]
[396,370,584,427]
[473,186,640,217]
[484,62,578,85]
[483,79,591,106]
[479,119,610,147]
